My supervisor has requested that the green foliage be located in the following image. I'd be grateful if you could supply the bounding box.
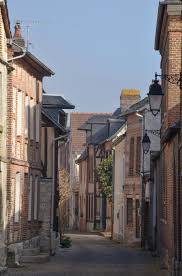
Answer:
[96,155,113,201]
[60,236,72,248]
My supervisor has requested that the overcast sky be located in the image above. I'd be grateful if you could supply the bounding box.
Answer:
[8,0,161,112]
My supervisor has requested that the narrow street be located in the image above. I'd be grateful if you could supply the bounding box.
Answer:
[8,234,169,276]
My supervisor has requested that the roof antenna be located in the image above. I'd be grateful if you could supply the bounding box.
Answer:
[14,19,40,50]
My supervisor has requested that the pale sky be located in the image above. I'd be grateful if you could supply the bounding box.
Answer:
[8,0,161,112]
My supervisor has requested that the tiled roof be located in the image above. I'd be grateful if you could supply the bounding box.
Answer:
[112,107,121,117]
[43,107,65,122]
[79,113,112,130]
[70,113,100,153]
[42,107,66,133]
[89,120,124,145]
[43,94,75,109]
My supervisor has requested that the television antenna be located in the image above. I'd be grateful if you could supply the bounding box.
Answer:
[14,19,40,50]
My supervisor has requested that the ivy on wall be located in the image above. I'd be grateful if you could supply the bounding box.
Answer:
[96,154,113,201]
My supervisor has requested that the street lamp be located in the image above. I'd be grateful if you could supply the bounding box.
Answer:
[148,72,182,116]
[148,77,164,117]
[142,132,151,154]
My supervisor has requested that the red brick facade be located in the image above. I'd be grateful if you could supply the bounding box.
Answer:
[124,113,142,244]
[7,57,42,245]
[155,1,182,272]
[6,24,53,248]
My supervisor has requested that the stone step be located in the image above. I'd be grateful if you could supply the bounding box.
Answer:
[22,247,40,256]
[20,254,49,264]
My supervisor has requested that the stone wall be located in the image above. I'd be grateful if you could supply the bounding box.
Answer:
[39,178,52,253]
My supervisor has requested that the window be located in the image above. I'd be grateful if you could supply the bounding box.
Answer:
[87,194,94,222]
[36,80,40,103]
[127,198,133,224]
[129,137,134,176]
[161,151,167,220]
[12,119,16,157]
[79,163,82,184]
[17,91,23,136]
[15,172,21,223]
[121,156,125,189]
[89,156,93,183]
[136,137,141,175]
[28,174,33,221]
[135,199,140,238]
[75,162,79,182]
[34,176,38,220]
[35,104,40,142]
[25,95,30,138]
[13,87,17,114]
[30,99,35,140]
[91,195,93,221]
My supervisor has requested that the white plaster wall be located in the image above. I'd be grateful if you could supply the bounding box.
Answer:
[113,138,125,240]
[142,106,161,174]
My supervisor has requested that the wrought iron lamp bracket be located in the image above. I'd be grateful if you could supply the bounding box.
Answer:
[146,129,160,137]
[155,72,182,88]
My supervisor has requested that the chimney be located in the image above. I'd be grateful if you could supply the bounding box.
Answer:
[13,21,25,48]
[120,89,141,112]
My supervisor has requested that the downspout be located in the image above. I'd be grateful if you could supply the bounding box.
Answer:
[136,111,145,247]
[93,145,97,230]
[111,148,115,239]
[8,42,26,62]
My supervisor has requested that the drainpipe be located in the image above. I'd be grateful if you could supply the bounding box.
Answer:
[136,111,145,248]
[93,145,97,230]
[111,148,115,239]
[51,134,68,255]
[8,42,26,62]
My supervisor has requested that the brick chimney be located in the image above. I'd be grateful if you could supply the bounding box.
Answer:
[120,89,141,112]
[13,21,25,48]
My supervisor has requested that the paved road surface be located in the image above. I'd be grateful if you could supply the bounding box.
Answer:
[8,233,169,276]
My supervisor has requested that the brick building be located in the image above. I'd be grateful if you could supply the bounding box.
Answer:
[154,1,182,273]
[77,114,113,232]
[116,97,147,245]
[6,23,54,262]
[0,0,11,268]
[77,90,142,233]
[69,112,107,230]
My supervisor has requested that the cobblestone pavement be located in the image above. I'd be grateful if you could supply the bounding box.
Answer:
[7,234,169,276]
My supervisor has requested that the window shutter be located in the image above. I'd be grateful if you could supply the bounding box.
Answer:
[12,119,16,157]
[136,137,141,175]
[17,91,23,136]
[25,95,30,138]
[15,172,21,223]
[127,198,133,224]
[35,104,40,142]
[30,99,35,140]
[13,87,17,114]
[34,176,38,220]
[129,137,135,176]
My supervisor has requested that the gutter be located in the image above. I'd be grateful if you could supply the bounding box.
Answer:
[155,2,165,50]
[8,42,26,62]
